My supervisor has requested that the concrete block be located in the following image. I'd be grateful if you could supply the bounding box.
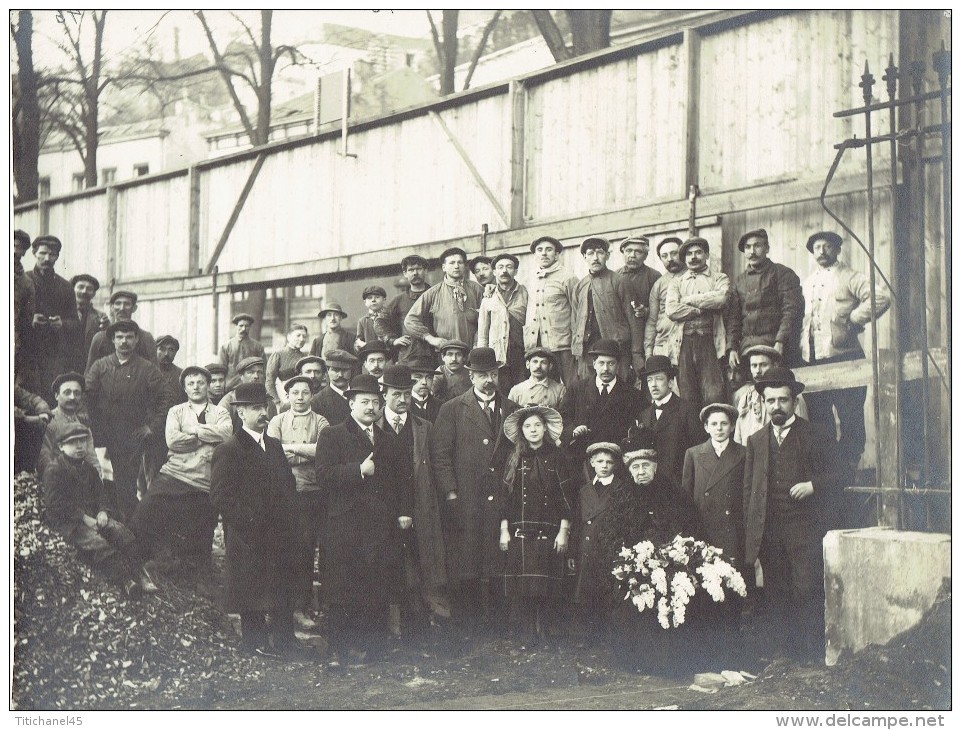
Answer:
[823,527,950,666]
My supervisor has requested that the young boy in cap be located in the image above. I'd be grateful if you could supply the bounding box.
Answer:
[355,286,398,353]
[43,423,158,597]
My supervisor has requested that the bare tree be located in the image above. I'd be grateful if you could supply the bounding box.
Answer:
[427,10,459,96]
[531,10,613,62]
[461,10,502,91]
[12,10,41,202]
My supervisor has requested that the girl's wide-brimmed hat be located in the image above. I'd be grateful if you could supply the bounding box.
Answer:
[503,405,563,446]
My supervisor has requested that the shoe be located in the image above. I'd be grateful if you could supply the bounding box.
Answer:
[293,610,317,631]
[138,567,159,594]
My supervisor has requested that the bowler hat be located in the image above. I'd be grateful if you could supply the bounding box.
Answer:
[438,339,469,354]
[741,344,782,363]
[587,339,621,359]
[621,424,658,465]
[503,405,563,446]
[51,371,85,398]
[754,366,805,396]
[179,365,211,389]
[806,231,843,253]
[236,356,265,374]
[656,236,683,257]
[586,441,622,459]
[232,313,255,325]
[70,273,100,290]
[357,340,390,360]
[156,335,180,351]
[295,355,327,374]
[469,255,492,273]
[204,362,228,376]
[699,402,738,424]
[620,235,650,252]
[106,320,140,338]
[58,422,92,445]
[465,347,502,372]
[490,252,519,270]
[318,302,348,318]
[401,254,428,270]
[344,374,382,398]
[109,290,138,305]
[323,349,357,367]
[678,236,710,260]
[530,235,563,254]
[362,285,387,300]
[580,236,610,255]
[380,363,414,391]
[32,235,62,252]
[737,228,769,252]
[408,357,438,374]
[638,355,677,379]
[232,382,270,405]
[283,375,313,393]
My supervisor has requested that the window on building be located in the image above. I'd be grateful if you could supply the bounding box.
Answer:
[101,167,117,184]
[133,163,149,177]
[38,177,51,199]
[71,173,85,192]
[406,52,415,67]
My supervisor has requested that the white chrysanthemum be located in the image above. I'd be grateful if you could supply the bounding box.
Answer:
[651,567,667,595]
[657,596,670,629]
[619,545,634,560]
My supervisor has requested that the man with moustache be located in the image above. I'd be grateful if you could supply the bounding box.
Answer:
[665,237,732,410]
[387,255,433,365]
[218,357,278,431]
[476,253,528,392]
[315,375,409,667]
[38,372,100,478]
[727,229,804,377]
[69,273,109,375]
[469,256,495,287]
[570,237,635,381]
[523,236,577,385]
[218,313,266,391]
[86,291,158,370]
[431,348,519,641]
[743,367,842,661]
[278,356,329,414]
[266,324,309,408]
[205,363,228,406]
[310,349,357,425]
[508,348,567,408]
[800,231,891,481]
[211,382,305,659]
[357,340,390,380]
[409,358,442,423]
[432,339,471,403]
[155,336,187,407]
[644,237,685,362]
[405,247,485,356]
[85,320,166,522]
[617,236,661,372]
[309,303,355,359]
[733,344,809,446]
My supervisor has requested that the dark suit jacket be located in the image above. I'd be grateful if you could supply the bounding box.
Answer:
[308,329,355,357]
[639,393,704,488]
[559,377,643,455]
[210,429,300,613]
[310,386,351,425]
[743,417,843,566]
[409,395,441,424]
[682,439,746,567]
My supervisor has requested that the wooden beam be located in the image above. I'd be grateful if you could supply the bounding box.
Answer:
[203,152,267,275]
[683,28,701,192]
[792,347,947,393]
[186,166,201,275]
[428,110,510,227]
[509,80,527,227]
[105,185,118,290]
[877,349,903,527]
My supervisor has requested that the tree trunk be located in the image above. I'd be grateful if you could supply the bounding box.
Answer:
[254,9,273,146]
[565,10,613,56]
[531,10,573,63]
[12,11,40,202]
[83,11,108,188]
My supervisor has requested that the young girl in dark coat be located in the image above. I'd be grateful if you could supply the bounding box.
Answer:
[498,405,573,647]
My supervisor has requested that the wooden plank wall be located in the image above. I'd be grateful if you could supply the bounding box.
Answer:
[14,206,40,237]
[41,194,109,286]
[116,174,191,279]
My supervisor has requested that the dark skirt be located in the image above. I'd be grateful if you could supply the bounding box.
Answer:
[500,520,565,598]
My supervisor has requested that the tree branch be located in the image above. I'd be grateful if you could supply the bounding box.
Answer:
[463,10,502,91]
[196,10,256,143]
[531,10,573,63]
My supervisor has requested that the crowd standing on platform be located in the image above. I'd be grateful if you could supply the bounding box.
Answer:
[13,228,890,669]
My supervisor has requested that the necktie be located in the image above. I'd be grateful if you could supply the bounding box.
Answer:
[392,415,402,434]
[366,426,375,445]
[774,427,784,445]
[197,410,206,425]
[600,384,609,398]
[258,435,266,451]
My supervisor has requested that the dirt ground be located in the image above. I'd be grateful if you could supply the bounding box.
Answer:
[12,473,951,711]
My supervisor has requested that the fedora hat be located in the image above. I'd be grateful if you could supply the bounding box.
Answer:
[318,302,348,318]
[503,405,563,446]
[357,340,390,359]
[380,363,414,391]
[465,347,503,372]
[754,366,805,396]
[344,374,382,398]
[638,355,677,379]
[232,382,269,405]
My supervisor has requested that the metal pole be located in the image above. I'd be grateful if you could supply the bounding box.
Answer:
[860,62,887,514]
[211,266,220,354]
[933,42,951,368]
[481,223,489,258]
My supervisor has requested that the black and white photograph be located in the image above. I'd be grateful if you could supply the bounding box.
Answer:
[9,8,952,718]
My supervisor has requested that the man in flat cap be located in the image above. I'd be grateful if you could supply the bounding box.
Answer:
[524,235,577,386]
[266,324,308,409]
[728,229,804,380]
[24,235,80,401]
[211,382,306,659]
[133,365,231,581]
[309,302,355,359]
[68,273,108,375]
[86,290,158,371]
[644,237,685,364]
[469,256,495,287]
[431,348,519,641]
[219,356,277,431]
[355,285,398,353]
[409,358,442,423]
[268,374,331,631]
[733,344,809,446]
[219,312,266,391]
[800,231,891,480]
[665,236,732,411]
[85,320,167,522]
[477,252,528,392]
[559,339,643,463]
[205,363,228,406]
[156,335,187,408]
[431,339,471,403]
[315,374,408,666]
[357,340,390,380]
[571,237,635,382]
[743,367,842,661]
[617,236,661,372]
[310,349,357,426]
[509,348,567,409]
[38,372,100,478]
[405,247,484,357]
[388,255,433,366]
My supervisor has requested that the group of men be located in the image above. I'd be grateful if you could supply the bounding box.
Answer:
[13,222,889,664]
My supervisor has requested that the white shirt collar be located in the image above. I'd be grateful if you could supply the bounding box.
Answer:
[352,416,375,434]
[654,393,673,408]
[474,389,495,404]
[330,383,346,398]
[711,438,730,456]
[242,426,265,448]
[593,474,614,486]
[595,376,616,393]
[411,392,428,403]
[385,407,407,426]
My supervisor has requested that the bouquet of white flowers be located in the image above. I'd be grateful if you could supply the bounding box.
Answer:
[612,535,747,629]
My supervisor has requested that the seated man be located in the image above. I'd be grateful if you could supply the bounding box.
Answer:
[43,423,157,596]
[14,380,51,473]
[38,371,100,478]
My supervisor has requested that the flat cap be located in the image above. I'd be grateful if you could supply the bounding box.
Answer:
[323,349,357,367]
[806,231,843,253]
[741,344,782,362]
[491,252,519,270]
[283,375,313,393]
[530,235,563,254]
[155,335,180,350]
[58,422,92,444]
[586,441,622,458]
[232,313,255,325]
[362,285,387,300]
[620,236,650,252]
[70,274,100,290]
[109,290,138,305]
[468,255,492,272]
[678,237,710,260]
[438,339,469,354]
[204,362,228,376]
[699,402,738,424]
[235,356,266,373]
[580,236,610,255]
[295,355,327,373]
[32,235,62,252]
[179,366,211,389]
[737,228,769,252]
